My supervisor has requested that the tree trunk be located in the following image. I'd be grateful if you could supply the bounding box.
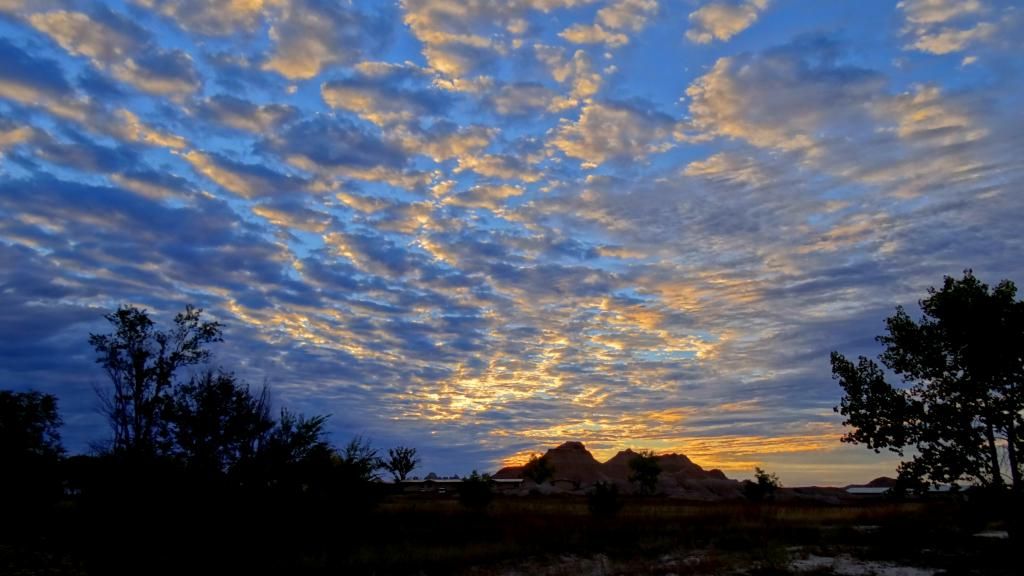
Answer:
[1007,418,1021,492]
[985,422,1004,489]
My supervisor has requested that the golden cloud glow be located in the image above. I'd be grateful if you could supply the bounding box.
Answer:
[686,0,769,44]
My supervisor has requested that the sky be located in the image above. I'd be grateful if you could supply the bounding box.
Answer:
[1,0,1022,486]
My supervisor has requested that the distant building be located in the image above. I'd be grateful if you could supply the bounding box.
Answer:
[398,477,523,493]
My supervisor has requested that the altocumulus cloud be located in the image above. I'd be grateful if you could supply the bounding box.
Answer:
[0,0,1022,485]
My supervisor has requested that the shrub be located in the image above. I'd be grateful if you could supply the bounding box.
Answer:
[458,470,493,511]
[588,481,623,518]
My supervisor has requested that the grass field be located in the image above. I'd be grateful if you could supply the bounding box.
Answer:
[2,492,1016,575]
[330,494,1015,575]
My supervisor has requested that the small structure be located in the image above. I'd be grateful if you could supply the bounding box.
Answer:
[398,477,523,493]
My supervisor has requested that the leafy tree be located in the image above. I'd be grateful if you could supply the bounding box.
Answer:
[268,410,332,465]
[458,470,493,511]
[383,445,419,482]
[743,467,781,502]
[0,390,63,460]
[587,481,623,518]
[235,408,336,495]
[832,271,1024,491]
[89,305,222,457]
[162,370,274,475]
[522,453,555,485]
[336,435,382,483]
[0,390,64,507]
[628,450,661,495]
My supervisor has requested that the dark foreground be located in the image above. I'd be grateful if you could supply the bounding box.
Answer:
[2,488,1017,576]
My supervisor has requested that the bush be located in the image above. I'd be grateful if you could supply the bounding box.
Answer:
[588,481,622,518]
[458,470,493,511]
[743,467,781,502]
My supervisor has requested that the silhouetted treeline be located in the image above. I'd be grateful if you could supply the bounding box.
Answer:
[1,305,416,575]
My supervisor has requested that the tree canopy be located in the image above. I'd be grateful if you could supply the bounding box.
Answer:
[522,453,555,485]
[383,446,420,482]
[162,370,274,475]
[832,271,1024,492]
[0,390,63,461]
[628,450,661,495]
[89,304,222,457]
[743,467,781,502]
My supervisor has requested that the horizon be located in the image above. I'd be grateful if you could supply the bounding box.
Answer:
[1,0,1022,487]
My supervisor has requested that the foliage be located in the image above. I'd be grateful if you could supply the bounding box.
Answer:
[522,453,555,485]
[0,390,64,505]
[833,270,1024,491]
[161,370,274,475]
[89,304,222,457]
[0,390,64,460]
[743,467,781,502]
[335,435,382,484]
[628,450,661,495]
[587,481,623,518]
[458,470,493,511]
[383,445,419,482]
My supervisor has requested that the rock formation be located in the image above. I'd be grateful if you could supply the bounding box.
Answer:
[494,441,742,499]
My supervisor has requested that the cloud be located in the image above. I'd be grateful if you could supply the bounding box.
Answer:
[400,0,598,78]
[0,37,76,103]
[135,0,269,36]
[484,82,561,116]
[683,152,771,187]
[455,154,543,183]
[897,0,983,25]
[262,0,388,80]
[684,37,886,152]
[28,7,201,96]
[686,0,769,44]
[2,1,1023,483]
[110,169,196,201]
[907,21,997,54]
[897,0,1007,55]
[0,41,187,151]
[108,109,188,149]
[535,45,602,104]
[597,0,659,31]
[321,74,448,126]
[443,184,526,211]
[550,100,677,167]
[560,0,658,47]
[391,123,494,163]
[0,120,35,153]
[252,200,332,234]
[183,150,308,199]
[264,117,408,172]
[559,23,629,47]
[29,129,141,174]
[193,94,299,134]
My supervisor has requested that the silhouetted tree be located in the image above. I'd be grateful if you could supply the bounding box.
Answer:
[522,453,555,485]
[0,390,63,460]
[833,271,1024,492]
[162,370,274,476]
[458,470,493,511]
[587,481,622,518]
[89,305,222,458]
[236,408,336,496]
[330,435,380,483]
[0,390,64,505]
[383,445,419,482]
[743,467,781,502]
[628,450,661,495]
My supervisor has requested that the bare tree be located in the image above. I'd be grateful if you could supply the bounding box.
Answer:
[383,446,420,482]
